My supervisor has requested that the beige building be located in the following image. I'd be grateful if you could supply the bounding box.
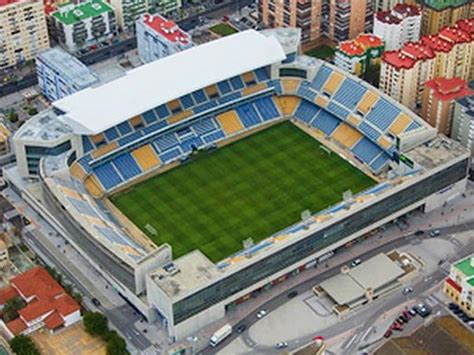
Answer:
[0,0,50,69]
[444,255,474,318]
[421,77,473,135]
[0,239,9,268]
[419,0,473,35]
[0,123,11,155]
[380,18,473,110]
[257,0,374,47]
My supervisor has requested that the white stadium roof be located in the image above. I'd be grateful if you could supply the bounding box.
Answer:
[54,30,286,135]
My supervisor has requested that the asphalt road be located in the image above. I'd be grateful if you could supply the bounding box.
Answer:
[198,221,474,354]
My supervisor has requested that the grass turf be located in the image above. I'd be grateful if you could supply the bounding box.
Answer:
[305,45,335,59]
[111,122,375,262]
[209,23,239,37]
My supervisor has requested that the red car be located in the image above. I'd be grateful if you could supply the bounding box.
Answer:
[391,322,403,331]
[384,329,393,338]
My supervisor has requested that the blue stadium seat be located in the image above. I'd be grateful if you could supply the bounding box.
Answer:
[181,137,203,153]
[113,153,142,180]
[180,94,195,109]
[217,92,241,105]
[366,99,401,131]
[255,68,270,82]
[333,79,367,110]
[95,163,122,190]
[370,152,390,172]
[143,120,168,135]
[326,102,350,119]
[192,89,207,104]
[406,120,421,132]
[176,127,193,139]
[79,155,93,173]
[236,103,262,128]
[118,131,143,146]
[217,80,232,95]
[352,137,382,164]
[311,110,341,136]
[297,82,317,101]
[117,122,133,135]
[142,110,158,124]
[230,76,245,90]
[155,133,179,151]
[193,118,216,135]
[254,97,279,121]
[154,105,170,119]
[359,121,381,142]
[104,127,119,141]
[267,80,282,95]
[311,66,332,91]
[82,136,94,153]
[294,100,321,124]
[194,100,218,114]
[203,130,225,144]
[159,147,182,163]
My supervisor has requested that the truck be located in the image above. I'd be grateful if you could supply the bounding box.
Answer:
[209,324,232,347]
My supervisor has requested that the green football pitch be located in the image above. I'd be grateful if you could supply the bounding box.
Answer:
[111,122,375,262]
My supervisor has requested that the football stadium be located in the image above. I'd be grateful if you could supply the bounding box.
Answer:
[5,28,470,339]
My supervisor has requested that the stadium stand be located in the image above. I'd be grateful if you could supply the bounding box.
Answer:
[352,137,382,164]
[236,103,262,128]
[311,65,332,91]
[274,96,300,117]
[389,113,411,136]
[322,72,344,95]
[217,111,244,135]
[132,145,161,171]
[366,99,401,131]
[294,99,321,124]
[281,79,300,94]
[311,110,341,136]
[254,96,280,121]
[333,79,367,110]
[357,91,379,114]
[332,123,362,148]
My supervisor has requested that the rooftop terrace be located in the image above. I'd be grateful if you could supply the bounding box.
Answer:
[52,0,113,26]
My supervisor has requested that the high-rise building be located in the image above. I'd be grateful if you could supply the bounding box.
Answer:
[373,3,421,50]
[149,0,182,15]
[49,0,117,53]
[418,0,473,35]
[380,18,473,109]
[443,255,474,318]
[420,77,473,135]
[258,0,374,46]
[36,47,100,102]
[110,0,147,32]
[0,0,50,69]
[451,89,474,157]
[136,13,192,64]
[335,33,384,76]
[0,123,11,156]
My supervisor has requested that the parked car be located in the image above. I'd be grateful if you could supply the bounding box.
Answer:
[414,230,425,236]
[403,310,411,320]
[384,329,392,338]
[448,303,459,310]
[287,291,298,299]
[236,324,246,333]
[402,287,413,295]
[351,259,362,267]
[91,298,101,307]
[415,303,432,318]
[391,322,403,331]
[256,309,268,319]
[408,308,417,317]
[429,230,440,237]
[275,342,288,349]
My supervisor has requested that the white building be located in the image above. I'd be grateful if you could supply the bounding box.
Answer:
[49,0,117,52]
[374,3,422,51]
[136,13,192,64]
[451,95,474,158]
[36,47,99,102]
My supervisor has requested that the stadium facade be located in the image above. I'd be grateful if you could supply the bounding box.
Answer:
[3,28,470,340]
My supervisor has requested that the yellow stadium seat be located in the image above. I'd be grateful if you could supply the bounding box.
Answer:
[323,73,344,94]
[168,110,192,124]
[217,110,243,135]
[90,133,105,145]
[378,136,391,149]
[332,124,363,148]
[274,96,301,116]
[70,163,86,181]
[242,72,256,84]
[347,115,361,126]
[281,79,300,94]
[132,145,161,171]
[91,142,118,159]
[84,175,104,198]
[357,91,378,114]
[167,99,182,112]
[242,83,267,96]
[389,113,411,136]
[204,85,218,98]
[315,96,328,108]
[130,115,144,128]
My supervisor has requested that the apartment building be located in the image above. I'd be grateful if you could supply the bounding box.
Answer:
[444,255,474,318]
[0,0,49,69]
[136,12,192,64]
[373,3,421,50]
[109,0,147,32]
[0,123,11,155]
[420,77,473,135]
[451,90,474,157]
[36,47,99,102]
[380,18,473,109]
[149,0,181,15]
[335,33,384,76]
[49,0,117,53]
[419,0,473,35]
[258,0,374,46]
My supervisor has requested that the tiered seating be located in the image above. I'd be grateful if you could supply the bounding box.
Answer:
[155,133,179,151]
[142,110,158,124]
[217,80,232,95]
[255,68,269,82]
[155,105,170,119]
[366,99,401,131]
[359,121,381,141]
[94,163,122,190]
[204,85,219,99]
[117,121,133,135]
[143,121,168,135]
[406,120,421,132]
[217,110,243,135]
[168,110,192,124]
[333,79,367,110]
[159,147,182,163]
[104,127,120,141]
[389,113,411,136]
[311,110,340,136]
[331,124,362,148]
[370,152,390,172]
[118,131,142,146]
[311,65,332,91]
[180,94,195,109]
[322,72,344,95]
[230,76,245,90]
[167,99,182,114]
[235,103,261,128]
[242,83,267,96]
[254,96,279,121]
[84,175,103,197]
[267,80,282,95]
[202,130,225,144]
[297,82,317,101]
[217,92,241,105]
[82,136,94,153]
[193,118,217,135]
[193,100,217,114]
[357,91,378,114]
[130,116,144,129]
[351,137,382,164]
[242,72,256,86]
[274,96,301,116]
[91,142,118,159]
[90,133,105,146]
[326,102,350,119]
[132,145,160,171]
[281,79,300,94]
[294,100,321,124]
[180,137,203,153]
[113,153,141,180]
[192,89,207,104]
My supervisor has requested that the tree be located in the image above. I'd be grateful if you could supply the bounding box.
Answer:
[27,107,37,116]
[104,330,128,355]
[363,63,381,88]
[2,297,26,322]
[7,109,18,123]
[9,335,40,355]
[83,311,108,337]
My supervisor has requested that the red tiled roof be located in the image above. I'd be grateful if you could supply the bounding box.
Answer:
[142,13,190,45]
[356,34,384,49]
[422,34,453,53]
[44,311,64,330]
[338,40,365,56]
[392,3,421,17]
[402,42,435,60]
[11,267,63,300]
[445,277,462,293]
[54,294,80,317]
[0,286,19,305]
[375,4,421,24]
[375,11,401,25]
[0,0,20,7]
[425,77,474,102]
[438,26,471,44]
[18,299,54,322]
[6,318,27,335]
[382,50,417,70]
[456,18,474,35]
